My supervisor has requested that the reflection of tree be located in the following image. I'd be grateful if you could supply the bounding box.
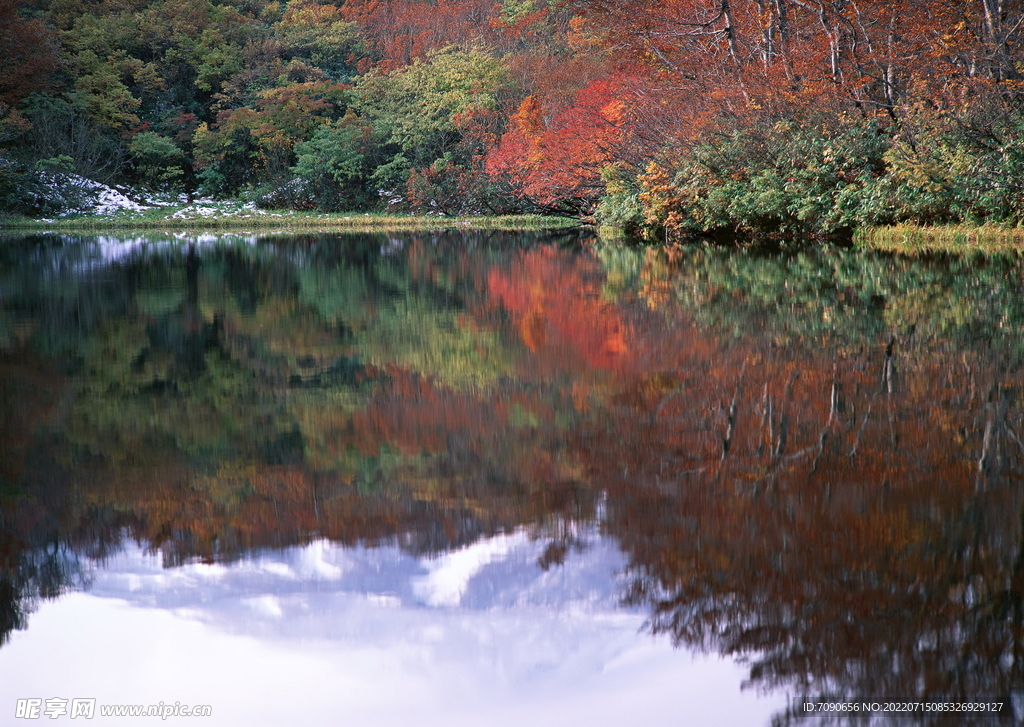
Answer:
[487,247,631,375]
[601,242,1024,357]
[0,546,89,647]
[577,305,1024,723]
[0,232,595,635]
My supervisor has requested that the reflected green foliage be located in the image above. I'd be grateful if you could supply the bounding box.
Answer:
[593,240,643,301]
[297,263,371,327]
[0,231,526,486]
[295,238,512,388]
[604,241,1024,354]
[356,295,509,389]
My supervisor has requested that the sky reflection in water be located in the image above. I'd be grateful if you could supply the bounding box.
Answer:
[1,535,781,726]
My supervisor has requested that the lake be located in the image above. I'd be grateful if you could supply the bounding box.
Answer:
[1,231,1022,725]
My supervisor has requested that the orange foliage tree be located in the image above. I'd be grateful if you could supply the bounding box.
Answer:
[485,72,648,213]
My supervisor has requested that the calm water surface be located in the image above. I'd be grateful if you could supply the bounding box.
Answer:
[1,231,1023,725]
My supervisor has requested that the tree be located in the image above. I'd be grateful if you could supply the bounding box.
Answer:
[273,0,362,81]
[129,130,186,188]
[0,0,58,107]
[354,45,513,211]
[486,73,643,214]
[193,80,347,193]
[291,113,375,209]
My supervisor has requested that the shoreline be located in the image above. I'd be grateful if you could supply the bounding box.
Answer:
[7,210,1024,257]
[0,206,583,234]
[854,224,1024,256]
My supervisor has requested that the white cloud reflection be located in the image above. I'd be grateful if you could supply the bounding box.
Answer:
[0,529,787,726]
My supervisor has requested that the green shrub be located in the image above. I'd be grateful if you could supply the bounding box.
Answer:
[878,105,1024,225]
[641,114,890,239]
[623,106,1024,241]
[291,115,376,210]
[594,163,645,235]
[129,131,185,190]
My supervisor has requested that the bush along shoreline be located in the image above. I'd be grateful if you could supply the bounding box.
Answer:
[6,142,1024,253]
[594,109,1024,247]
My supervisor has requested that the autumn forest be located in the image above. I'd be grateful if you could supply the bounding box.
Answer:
[3,1,1024,723]
[2,0,1024,237]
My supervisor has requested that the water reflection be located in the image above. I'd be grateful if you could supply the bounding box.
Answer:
[2,537,777,727]
[1,233,1023,724]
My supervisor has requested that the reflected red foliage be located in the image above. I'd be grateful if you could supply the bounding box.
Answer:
[487,247,630,372]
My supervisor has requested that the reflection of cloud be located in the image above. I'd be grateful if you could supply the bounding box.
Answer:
[73,531,677,695]
[242,595,283,618]
[293,539,345,580]
[412,531,523,607]
[0,530,786,726]
[84,529,628,622]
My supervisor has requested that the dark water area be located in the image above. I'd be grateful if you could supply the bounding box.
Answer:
[1,231,1023,725]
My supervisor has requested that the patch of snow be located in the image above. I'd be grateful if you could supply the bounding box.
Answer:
[35,172,153,216]
[93,186,148,215]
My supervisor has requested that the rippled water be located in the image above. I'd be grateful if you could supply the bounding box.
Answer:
[1,231,1022,725]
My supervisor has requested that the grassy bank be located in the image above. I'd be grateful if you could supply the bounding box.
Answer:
[855,224,1024,256]
[0,201,581,233]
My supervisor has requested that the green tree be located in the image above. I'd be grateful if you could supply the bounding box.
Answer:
[355,46,511,207]
[193,81,346,194]
[129,131,186,189]
[292,112,376,209]
[273,0,362,81]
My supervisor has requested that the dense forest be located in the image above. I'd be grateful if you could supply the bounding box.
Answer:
[2,0,1024,237]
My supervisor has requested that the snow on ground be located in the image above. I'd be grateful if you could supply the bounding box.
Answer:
[168,200,289,219]
[86,180,151,215]
[32,173,286,219]
[35,172,158,216]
